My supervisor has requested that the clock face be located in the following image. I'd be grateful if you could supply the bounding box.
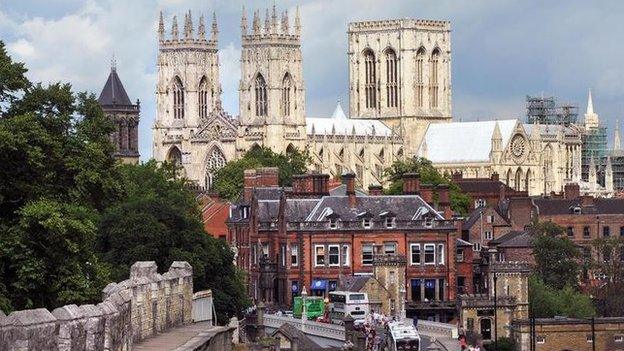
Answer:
[511,135,526,158]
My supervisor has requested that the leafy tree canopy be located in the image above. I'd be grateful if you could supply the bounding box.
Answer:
[212,146,310,201]
[384,157,471,215]
[530,221,581,290]
[589,237,624,316]
[529,275,595,318]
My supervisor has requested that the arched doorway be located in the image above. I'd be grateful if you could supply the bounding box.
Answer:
[480,318,492,340]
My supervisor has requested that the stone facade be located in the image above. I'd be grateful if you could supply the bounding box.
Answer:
[0,261,192,351]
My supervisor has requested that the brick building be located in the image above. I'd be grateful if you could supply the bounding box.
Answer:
[453,172,526,210]
[227,168,466,322]
[199,193,231,240]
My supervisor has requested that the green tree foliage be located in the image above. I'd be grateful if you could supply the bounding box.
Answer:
[530,222,581,290]
[0,42,29,106]
[529,275,595,318]
[98,161,249,323]
[212,146,310,201]
[384,157,471,215]
[589,237,624,316]
[484,337,516,351]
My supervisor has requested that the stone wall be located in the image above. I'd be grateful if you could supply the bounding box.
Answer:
[0,261,193,351]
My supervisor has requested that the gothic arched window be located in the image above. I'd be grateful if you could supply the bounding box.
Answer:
[255,74,268,116]
[198,76,209,120]
[282,73,292,117]
[363,49,377,109]
[415,47,425,108]
[173,76,185,119]
[430,48,440,108]
[385,48,398,108]
[205,147,227,190]
[167,146,182,167]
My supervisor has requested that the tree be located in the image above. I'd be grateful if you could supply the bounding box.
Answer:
[530,222,581,290]
[212,146,310,201]
[97,161,249,323]
[384,157,471,215]
[484,337,515,351]
[529,275,595,318]
[589,236,624,316]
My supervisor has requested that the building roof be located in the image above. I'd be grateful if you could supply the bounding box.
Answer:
[98,67,132,106]
[462,206,509,230]
[456,179,514,195]
[489,230,532,248]
[419,120,518,163]
[533,197,624,215]
[306,103,393,137]
[339,275,374,292]
[271,323,324,351]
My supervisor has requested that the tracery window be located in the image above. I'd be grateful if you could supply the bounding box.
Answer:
[385,49,398,108]
[255,74,267,116]
[204,147,227,189]
[198,76,209,120]
[429,48,440,108]
[416,47,425,108]
[364,49,377,109]
[173,76,185,119]
[167,146,182,167]
[282,73,292,117]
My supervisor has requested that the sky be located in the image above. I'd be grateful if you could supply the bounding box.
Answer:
[1,0,623,161]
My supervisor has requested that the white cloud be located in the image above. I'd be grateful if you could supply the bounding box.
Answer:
[7,39,35,59]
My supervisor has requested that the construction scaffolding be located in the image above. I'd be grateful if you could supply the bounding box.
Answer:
[525,95,579,125]
[581,126,608,182]
[607,150,624,191]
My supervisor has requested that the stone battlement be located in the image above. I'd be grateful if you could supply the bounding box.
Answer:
[348,18,450,32]
[0,261,193,351]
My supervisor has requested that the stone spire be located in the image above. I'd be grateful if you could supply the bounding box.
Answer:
[241,6,248,35]
[264,8,270,34]
[158,11,165,41]
[171,15,178,40]
[589,156,597,191]
[282,10,289,34]
[211,11,218,41]
[271,2,278,33]
[198,14,205,40]
[606,156,614,193]
[584,89,600,129]
[491,121,502,163]
[614,119,621,150]
[294,6,301,36]
[184,11,193,39]
[252,10,260,35]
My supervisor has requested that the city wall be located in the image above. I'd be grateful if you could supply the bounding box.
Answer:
[0,261,193,351]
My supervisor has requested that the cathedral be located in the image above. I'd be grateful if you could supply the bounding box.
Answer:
[151,6,598,196]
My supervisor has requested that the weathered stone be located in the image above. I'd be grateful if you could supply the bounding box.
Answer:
[130,261,158,280]
[79,305,105,351]
[8,308,58,351]
[52,304,86,351]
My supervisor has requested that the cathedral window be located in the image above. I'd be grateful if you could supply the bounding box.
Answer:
[385,48,398,108]
[281,73,292,117]
[363,49,377,109]
[167,146,182,168]
[173,76,185,119]
[416,47,425,108]
[198,76,209,120]
[255,74,268,116]
[205,147,227,190]
[429,48,440,108]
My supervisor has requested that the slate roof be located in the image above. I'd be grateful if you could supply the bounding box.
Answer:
[456,238,473,247]
[456,179,515,194]
[490,230,532,248]
[533,198,624,215]
[98,68,132,106]
[339,275,374,292]
[462,206,509,230]
[306,103,393,137]
[271,323,323,351]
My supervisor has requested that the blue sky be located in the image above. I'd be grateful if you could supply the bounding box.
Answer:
[1,0,623,161]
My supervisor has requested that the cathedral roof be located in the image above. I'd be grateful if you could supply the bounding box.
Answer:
[306,103,393,137]
[98,67,133,106]
[420,119,518,163]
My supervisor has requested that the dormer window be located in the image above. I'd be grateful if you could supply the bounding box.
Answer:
[239,206,249,219]
[572,206,582,215]
[424,217,433,228]
[385,217,395,228]
[329,218,338,229]
[363,218,372,228]
[475,199,486,208]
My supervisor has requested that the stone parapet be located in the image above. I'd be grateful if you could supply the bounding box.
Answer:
[0,261,193,351]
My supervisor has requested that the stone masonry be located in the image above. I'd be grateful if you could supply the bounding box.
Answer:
[0,261,193,351]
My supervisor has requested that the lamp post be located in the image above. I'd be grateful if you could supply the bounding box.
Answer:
[301,285,308,333]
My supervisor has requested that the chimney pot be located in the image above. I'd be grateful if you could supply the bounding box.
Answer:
[564,183,580,199]
[402,173,421,195]
[368,184,383,196]
[342,173,357,207]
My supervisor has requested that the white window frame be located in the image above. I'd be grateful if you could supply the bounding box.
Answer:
[536,336,545,344]
[410,244,421,265]
[484,230,493,240]
[290,244,298,266]
[456,248,464,262]
[328,244,340,266]
[341,245,350,266]
[384,242,397,255]
[475,199,486,208]
[363,218,372,228]
[262,243,269,258]
[362,244,374,265]
[437,243,445,265]
[474,242,482,252]
[424,244,436,265]
[486,215,495,223]
[315,245,325,267]
[385,217,395,228]
[329,217,338,229]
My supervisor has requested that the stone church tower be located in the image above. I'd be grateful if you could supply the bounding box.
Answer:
[347,19,452,156]
[98,61,140,164]
[238,5,306,152]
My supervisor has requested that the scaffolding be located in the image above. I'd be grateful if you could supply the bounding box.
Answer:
[581,126,608,182]
[607,150,624,191]
[525,95,578,125]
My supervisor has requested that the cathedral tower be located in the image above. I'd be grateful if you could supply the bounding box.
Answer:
[238,5,306,152]
[153,10,221,162]
[348,19,452,156]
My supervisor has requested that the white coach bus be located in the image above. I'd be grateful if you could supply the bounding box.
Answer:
[328,291,370,324]
[385,320,421,351]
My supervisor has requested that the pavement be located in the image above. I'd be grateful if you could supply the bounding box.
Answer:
[134,322,228,351]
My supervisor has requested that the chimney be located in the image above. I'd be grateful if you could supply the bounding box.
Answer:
[491,172,499,182]
[255,167,279,187]
[499,183,506,205]
[402,173,421,195]
[580,195,594,207]
[564,183,580,199]
[437,184,452,219]
[452,171,463,182]
[243,169,257,202]
[312,174,330,196]
[368,184,383,196]
[342,173,356,207]
[292,173,329,198]
[420,184,434,206]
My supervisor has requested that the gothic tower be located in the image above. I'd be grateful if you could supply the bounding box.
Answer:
[238,5,306,153]
[153,10,221,164]
[347,19,452,156]
[98,60,140,164]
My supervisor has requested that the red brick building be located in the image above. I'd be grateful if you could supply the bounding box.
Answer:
[453,172,526,210]
[228,168,468,322]
[199,193,231,240]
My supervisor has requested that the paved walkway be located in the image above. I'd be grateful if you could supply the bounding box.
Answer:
[134,322,228,351]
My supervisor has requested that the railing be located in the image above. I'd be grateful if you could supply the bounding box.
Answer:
[263,314,345,341]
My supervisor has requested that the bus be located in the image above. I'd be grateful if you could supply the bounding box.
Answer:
[385,320,421,351]
[292,296,325,320]
[328,291,370,324]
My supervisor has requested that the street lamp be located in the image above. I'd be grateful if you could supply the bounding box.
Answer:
[301,285,308,332]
